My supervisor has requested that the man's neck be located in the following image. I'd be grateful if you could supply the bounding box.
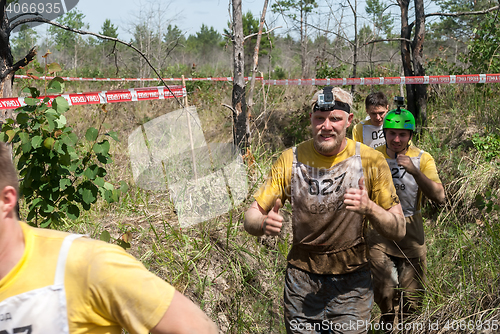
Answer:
[0,218,25,280]
[386,146,408,159]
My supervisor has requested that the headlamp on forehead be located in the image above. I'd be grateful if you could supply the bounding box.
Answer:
[314,87,351,113]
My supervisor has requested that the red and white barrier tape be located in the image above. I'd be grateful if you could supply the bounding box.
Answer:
[14,73,500,85]
[0,85,185,110]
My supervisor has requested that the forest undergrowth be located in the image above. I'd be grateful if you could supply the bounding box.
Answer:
[14,79,500,333]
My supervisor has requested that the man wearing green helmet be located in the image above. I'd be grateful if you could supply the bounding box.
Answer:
[368,102,445,331]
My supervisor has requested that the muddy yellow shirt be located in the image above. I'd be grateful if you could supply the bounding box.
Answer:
[254,139,399,222]
[369,145,442,258]
[0,222,175,334]
[352,119,386,149]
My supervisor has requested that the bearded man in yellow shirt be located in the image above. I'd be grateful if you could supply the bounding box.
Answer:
[369,105,445,332]
[244,86,406,334]
[0,144,218,334]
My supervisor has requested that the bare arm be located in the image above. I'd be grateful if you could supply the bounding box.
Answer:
[397,155,445,205]
[344,177,406,241]
[244,200,283,236]
[151,290,219,334]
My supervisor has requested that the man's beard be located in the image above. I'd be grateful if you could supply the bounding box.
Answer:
[313,127,346,155]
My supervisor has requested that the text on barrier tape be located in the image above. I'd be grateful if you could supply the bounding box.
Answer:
[0,86,186,110]
[14,74,500,85]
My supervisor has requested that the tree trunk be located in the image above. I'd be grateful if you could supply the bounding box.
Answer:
[398,0,416,117]
[247,0,269,113]
[0,0,14,122]
[300,6,306,78]
[399,0,427,128]
[232,0,249,151]
[412,0,427,128]
[351,0,358,94]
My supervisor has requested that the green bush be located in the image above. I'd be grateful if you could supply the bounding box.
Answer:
[0,76,127,228]
[472,131,500,162]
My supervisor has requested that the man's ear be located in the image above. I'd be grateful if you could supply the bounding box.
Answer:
[0,186,18,215]
[347,113,354,127]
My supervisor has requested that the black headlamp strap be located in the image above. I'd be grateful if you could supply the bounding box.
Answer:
[314,101,351,113]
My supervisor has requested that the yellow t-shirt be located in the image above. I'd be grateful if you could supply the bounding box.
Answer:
[369,145,442,258]
[254,138,399,212]
[352,119,372,143]
[0,222,175,334]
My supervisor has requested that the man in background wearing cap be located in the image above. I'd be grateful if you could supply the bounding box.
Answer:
[370,106,445,331]
[352,92,389,149]
[244,86,406,333]
[0,143,218,333]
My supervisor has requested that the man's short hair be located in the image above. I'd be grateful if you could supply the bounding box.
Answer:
[0,143,19,196]
[365,92,388,109]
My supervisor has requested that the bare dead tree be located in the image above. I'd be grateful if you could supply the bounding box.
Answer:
[397,1,499,129]
[231,0,249,151]
[247,0,270,114]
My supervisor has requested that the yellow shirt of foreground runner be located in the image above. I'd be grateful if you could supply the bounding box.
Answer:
[254,138,399,215]
[0,222,175,334]
[369,145,442,258]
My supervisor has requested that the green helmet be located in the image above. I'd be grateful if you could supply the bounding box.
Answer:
[383,108,415,131]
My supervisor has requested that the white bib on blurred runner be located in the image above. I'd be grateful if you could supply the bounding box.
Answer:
[0,234,83,334]
[362,124,385,149]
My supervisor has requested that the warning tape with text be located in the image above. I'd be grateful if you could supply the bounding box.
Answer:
[0,85,185,110]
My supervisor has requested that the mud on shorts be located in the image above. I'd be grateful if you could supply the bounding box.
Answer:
[369,248,426,325]
[284,264,373,334]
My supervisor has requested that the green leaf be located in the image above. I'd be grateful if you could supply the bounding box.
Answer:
[26,207,37,222]
[56,115,67,128]
[66,204,80,220]
[42,201,55,213]
[82,188,96,205]
[4,129,16,143]
[79,182,98,205]
[94,177,105,187]
[83,165,99,180]
[47,117,56,132]
[47,77,65,94]
[47,80,62,94]
[60,178,72,191]
[93,140,110,155]
[21,141,32,154]
[31,136,43,149]
[18,132,30,144]
[24,97,39,106]
[47,62,62,73]
[116,239,131,250]
[16,112,30,125]
[22,87,40,98]
[40,219,52,228]
[119,181,129,193]
[53,96,69,114]
[85,127,99,142]
[100,230,111,242]
[106,131,120,142]
[96,153,111,164]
